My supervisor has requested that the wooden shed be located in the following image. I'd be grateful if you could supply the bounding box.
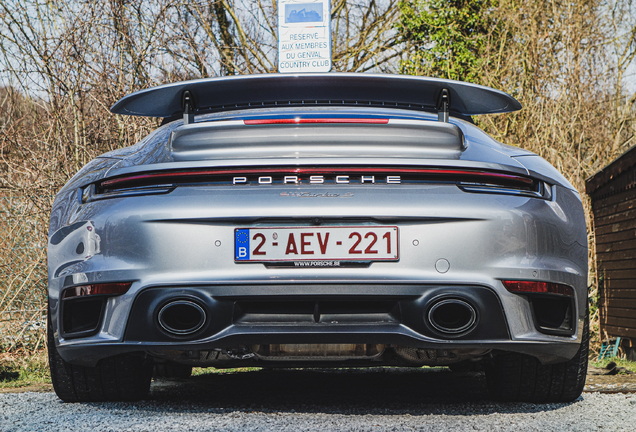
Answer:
[586,146,636,359]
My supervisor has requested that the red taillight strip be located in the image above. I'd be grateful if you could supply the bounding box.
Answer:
[502,280,574,297]
[62,282,132,299]
[243,118,389,125]
[101,167,533,188]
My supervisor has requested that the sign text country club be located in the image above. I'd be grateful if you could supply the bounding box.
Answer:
[278,0,331,73]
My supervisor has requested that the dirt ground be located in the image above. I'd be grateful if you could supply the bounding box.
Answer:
[584,373,636,393]
[0,383,52,394]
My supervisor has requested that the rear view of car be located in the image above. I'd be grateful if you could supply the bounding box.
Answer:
[47,74,588,403]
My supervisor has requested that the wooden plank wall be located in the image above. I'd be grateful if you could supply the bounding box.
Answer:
[593,187,636,339]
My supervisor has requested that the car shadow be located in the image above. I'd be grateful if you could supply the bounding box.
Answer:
[142,367,579,415]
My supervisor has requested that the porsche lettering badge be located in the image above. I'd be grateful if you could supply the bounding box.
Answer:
[232,175,401,185]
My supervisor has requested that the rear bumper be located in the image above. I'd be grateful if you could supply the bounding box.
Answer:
[54,283,582,366]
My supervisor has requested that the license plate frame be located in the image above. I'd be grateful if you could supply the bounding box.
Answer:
[234,226,399,263]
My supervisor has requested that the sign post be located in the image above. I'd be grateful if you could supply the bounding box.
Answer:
[277,0,331,73]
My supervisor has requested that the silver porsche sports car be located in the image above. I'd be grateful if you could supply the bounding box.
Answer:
[47,73,588,403]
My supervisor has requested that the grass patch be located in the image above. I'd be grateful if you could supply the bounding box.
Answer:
[589,356,636,372]
[192,367,262,376]
[0,351,51,390]
[190,366,449,377]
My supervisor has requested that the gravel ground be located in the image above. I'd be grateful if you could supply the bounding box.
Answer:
[1,368,635,431]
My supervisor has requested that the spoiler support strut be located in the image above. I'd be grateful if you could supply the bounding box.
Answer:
[437,89,450,123]
[182,90,195,124]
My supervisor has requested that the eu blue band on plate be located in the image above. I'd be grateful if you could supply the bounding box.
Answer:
[235,229,250,260]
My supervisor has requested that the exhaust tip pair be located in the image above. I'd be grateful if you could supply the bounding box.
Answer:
[156,296,479,337]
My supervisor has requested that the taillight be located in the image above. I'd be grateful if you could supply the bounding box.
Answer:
[62,282,132,299]
[99,167,535,190]
[502,280,574,297]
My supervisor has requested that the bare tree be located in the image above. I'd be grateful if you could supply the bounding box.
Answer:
[0,0,406,352]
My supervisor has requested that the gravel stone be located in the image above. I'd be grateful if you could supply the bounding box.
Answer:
[1,391,635,431]
[2,369,635,431]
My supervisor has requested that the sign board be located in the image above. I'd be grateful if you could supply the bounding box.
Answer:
[277,0,331,73]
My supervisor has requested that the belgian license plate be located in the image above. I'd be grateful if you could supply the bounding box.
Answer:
[234,226,399,262]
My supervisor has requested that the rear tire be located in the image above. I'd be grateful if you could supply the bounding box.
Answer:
[47,311,152,402]
[153,362,193,379]
[485,309,589,402]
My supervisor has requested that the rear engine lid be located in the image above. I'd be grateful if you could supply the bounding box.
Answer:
[169,118,465,161]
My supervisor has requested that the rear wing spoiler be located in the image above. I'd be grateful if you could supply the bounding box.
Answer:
[110,73,521,122]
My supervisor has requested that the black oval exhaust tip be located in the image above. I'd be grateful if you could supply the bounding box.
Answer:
[427,299,477,335]
[158,300,206,335]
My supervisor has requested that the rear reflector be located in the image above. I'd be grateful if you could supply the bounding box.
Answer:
[62,282,132,299]
[243,118,389,125]
[502,280,574,297]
